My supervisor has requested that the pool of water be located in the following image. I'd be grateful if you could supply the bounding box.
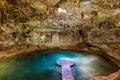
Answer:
[0,50,119,80]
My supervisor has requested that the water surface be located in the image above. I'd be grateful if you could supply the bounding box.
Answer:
[0,50,119,80]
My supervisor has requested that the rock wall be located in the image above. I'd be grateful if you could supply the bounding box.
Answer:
[0,0,120,79]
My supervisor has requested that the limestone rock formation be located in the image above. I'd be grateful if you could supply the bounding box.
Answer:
[90,69,120,80]
[0,0,120,79]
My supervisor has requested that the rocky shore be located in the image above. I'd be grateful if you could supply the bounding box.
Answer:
[0,42,120,80]
[0,0,120,80]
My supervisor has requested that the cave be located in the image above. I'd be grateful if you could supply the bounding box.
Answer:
[0,0,120,80]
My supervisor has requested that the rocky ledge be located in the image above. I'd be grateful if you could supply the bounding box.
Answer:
[0,0,120,80]
[90,69,120,80]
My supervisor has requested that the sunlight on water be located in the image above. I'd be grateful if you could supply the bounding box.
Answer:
[0,50,119,80]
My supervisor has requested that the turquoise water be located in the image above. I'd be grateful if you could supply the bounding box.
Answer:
[0,50,119,80]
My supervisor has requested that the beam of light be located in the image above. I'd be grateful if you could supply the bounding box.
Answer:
[78,66,95,78]
[72,55,99,78]
[74,55,98,65]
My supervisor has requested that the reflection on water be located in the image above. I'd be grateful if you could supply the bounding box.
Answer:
[0,50,119,80]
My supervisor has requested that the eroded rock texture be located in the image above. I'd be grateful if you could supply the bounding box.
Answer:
[0,0,120,79]
[90,69,120,80]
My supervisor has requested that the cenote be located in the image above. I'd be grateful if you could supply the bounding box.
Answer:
[0,50,119,80]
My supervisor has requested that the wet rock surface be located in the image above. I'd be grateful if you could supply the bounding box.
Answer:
[90,69,120,80]
[0,0,120,80]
